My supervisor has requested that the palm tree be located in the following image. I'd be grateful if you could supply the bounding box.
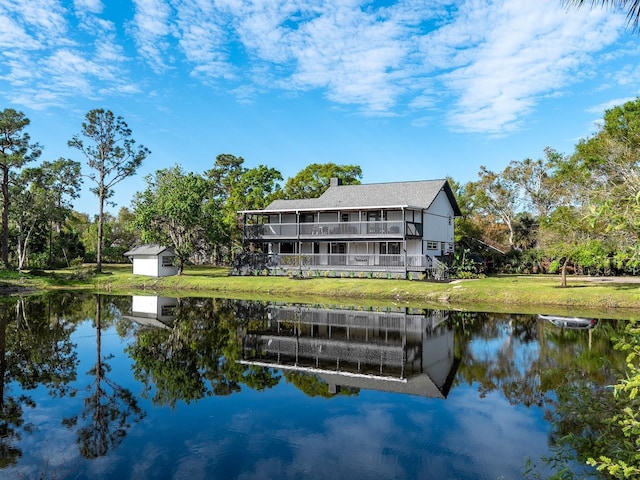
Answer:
[566,0,640,29]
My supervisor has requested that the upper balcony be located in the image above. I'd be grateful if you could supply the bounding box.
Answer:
[243,220,423,241]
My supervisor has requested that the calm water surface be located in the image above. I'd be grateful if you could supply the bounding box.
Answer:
[0,293,626,480]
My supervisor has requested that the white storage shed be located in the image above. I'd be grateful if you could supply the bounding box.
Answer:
[124,245,179,277]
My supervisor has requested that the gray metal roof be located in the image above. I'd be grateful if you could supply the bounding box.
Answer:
[124,244,174,257]
[242,179,461,215]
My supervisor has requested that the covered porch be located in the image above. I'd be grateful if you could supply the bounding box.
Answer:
[232,251,449,279]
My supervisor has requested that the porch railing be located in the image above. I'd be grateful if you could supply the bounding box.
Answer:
[271,253,441,272]
[244,220,407,240]
[232,251,449,278]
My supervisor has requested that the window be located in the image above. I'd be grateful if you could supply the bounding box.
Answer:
[161,256,175,267]
[405,210,422,224]
[330,243,346,254]
[329,243,346,265]
[341,213,349,222]
[426,241,438,250]
[280,242,296,254]
[367,211,386,221]
[380,242,401,254]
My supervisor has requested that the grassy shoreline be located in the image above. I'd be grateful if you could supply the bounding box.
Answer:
[2,264,640,319]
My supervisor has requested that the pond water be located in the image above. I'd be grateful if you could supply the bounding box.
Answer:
[0,293,627,480]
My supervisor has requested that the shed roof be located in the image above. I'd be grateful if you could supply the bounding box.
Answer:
[124,244,174,257]
[241,179,461,216]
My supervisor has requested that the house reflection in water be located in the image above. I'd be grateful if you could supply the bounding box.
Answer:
[124,295,178,329]
[240,304,459,399]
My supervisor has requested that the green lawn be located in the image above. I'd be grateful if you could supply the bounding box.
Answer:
[3,264,640,319]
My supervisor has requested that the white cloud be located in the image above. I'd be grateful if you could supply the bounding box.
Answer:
[611,63,640,86]
[0,0,135,109]
[74,0,104,14]
[0,0,633,135]
[173,0,235,80]
[424,0,626,134]
[0,0,70,51]
[587,97,636,115]
[131,0,174,72]
[0,15,42,50]
[286,3,410,113]
[13,0,70,41]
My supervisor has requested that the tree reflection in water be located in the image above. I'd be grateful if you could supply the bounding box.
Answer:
[0,294,633,479]
[126,298,280,408]
[0,294,79,467]
[449,311,629,479]
[62,294,145,459]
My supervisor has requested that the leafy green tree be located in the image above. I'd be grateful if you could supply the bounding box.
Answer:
[41,158,83,266]
[587,321,640,478]
[0,109,41,268]
[229,164,283,212]
[568,98,640,271]
[60,211,90,262]
[68,109,149,273]
[11,159,82,269]
[502,147,564,219]
[540,206,593,286]
[77,213,100,263]
[225,164,283,252]
[448,178,486,249]
[281,162,362,199]
[105,207,140,262]
[467,166,521,250]
[206,153,246,201]
[206,154,283,259]
[11,168,48,269]
[133,166,224,273]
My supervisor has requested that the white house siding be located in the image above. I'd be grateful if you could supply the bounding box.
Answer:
[406,239,422,256]
[132,295,160,314]
[423,190,455,256]
[422,325,455,388]
[131,254,178,277]
[133,256,160,276]
[130,295,178,323]
[158,255,179,277]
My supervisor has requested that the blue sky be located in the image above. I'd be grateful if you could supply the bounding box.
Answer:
[1,0,639,217]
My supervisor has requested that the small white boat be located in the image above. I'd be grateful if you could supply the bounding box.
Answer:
[538,314,597,329]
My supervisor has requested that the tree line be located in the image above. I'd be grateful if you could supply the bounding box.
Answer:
[0,107,363,272]
[453,98,640,283]
[1,97,639,277]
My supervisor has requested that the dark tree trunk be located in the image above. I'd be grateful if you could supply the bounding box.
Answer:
[1,166,9,268]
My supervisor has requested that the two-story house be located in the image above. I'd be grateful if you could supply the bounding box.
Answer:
[237,178,461,279]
